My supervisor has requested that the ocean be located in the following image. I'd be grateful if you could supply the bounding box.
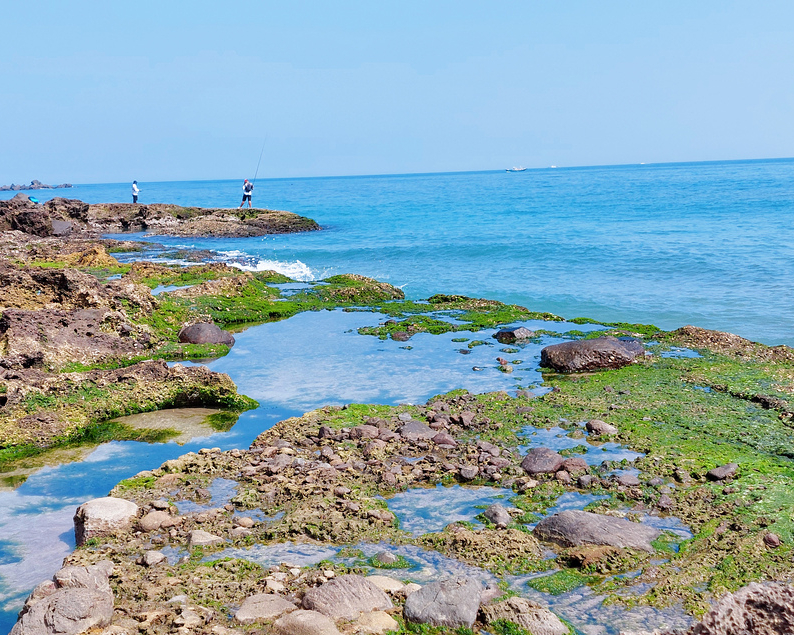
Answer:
[0,158,793,633]
[4,157,793,345]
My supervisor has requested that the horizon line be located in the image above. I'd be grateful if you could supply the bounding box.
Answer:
[7,155,794,187]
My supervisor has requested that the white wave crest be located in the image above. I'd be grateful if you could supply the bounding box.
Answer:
[231,258,317,281]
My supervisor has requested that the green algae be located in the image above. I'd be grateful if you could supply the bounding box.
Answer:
[527,570,600,595]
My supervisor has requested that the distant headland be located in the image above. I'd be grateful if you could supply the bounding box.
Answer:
[0,179,72,192]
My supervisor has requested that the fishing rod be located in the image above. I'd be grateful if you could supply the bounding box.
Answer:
[252,135,268,186]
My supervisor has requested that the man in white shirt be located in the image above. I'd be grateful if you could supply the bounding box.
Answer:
[132,181,140,203]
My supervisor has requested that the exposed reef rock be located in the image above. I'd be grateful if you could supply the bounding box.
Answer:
[0,195,320,239]
[540,335,643,372]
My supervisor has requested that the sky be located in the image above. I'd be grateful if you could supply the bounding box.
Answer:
[1,1,793,183]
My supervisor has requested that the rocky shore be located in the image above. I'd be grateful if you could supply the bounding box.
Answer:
[4,196,794,635]
[0,194,320,238]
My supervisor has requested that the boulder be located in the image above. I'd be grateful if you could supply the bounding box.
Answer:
[53,561,114,593]
[540,336,640,373]
[586,419,618,435]
[178,322,235,347]
[366,576,405,594]
[11,588,114,635]
[533,510,660,552]
[520,448,565,475]
[459,465,479,480]
[686,582,794,634]
[432,431,456,446]
[73,497,139,546]
[483,503,512,528]
[494,327,534,343]
[562,457,589,473]
[235,594,296,624]
[403,576,482,628]
[399,420,436,442]
[706,463,738,482]
[301,574,392,620]
[273,609,341,635]
[616,473,641,487]
[481,596,569,635]
[355,611,399,634]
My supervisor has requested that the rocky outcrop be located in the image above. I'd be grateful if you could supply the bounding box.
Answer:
[540,336,642,372]
[533,510,660,552]
[0,196,319,238]
[0,180,73,191]
[73,498,139,546]
[178,322,235,347]
[403,576,482,628]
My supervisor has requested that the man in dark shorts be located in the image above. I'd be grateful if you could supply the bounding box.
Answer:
[239,179,254,208]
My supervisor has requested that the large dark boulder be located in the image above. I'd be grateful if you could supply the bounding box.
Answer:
[533,510,659,552]
[403,576,482,628]
[540,336,642,373]
[178,322,235,347]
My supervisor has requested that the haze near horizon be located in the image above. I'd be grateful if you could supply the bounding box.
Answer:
[2,1,792,183]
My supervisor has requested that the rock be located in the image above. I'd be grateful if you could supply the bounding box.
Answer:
[73,497,139,546]
[481,596,569,635]
[494,327,535,343]
[432,431,457,446]
[533,510,660,552]
[657,494,674,510]
[685,582,794,634]
[188,530,224,547]
[706,463,739,482]
[562,457,589,473]
[301,575,392,620]
[459,465,479,480]
[140,551,167,567]
[483,503,512,528]
[272,609,341,635]
[355,611,400,634]
[138,510,173,532]
[555,470,572,484]
[178,322,235,347]
[764,533,781,548]
[234,594,296,624]
[366,576,405,594]
[235,516,255,528]
[616,473,641,486]
[53,561,113,592]
[586,419,618,435]
[351,425,380,439]
[540,336,640,373]
[521,447,565,475]
[399,420,436,442]
[373,551,398,565]
[403,576,482,628]
[11,588,113,635]
[578,474,595,488]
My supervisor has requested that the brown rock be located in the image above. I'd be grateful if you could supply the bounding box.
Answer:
[301,575,392,620]
[521,448,565,475]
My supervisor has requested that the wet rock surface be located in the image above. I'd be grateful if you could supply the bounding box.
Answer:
[533,510,660,552]
[540,336,642,372]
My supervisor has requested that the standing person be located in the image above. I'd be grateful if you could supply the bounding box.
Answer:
[132,181,140,203]
[239,179,254,208]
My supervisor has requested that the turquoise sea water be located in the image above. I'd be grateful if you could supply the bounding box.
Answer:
[4,158,793,344]
[0,159,792,632]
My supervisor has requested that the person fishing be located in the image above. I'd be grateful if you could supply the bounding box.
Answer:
[239,179,254,208]
[131,180,140,203]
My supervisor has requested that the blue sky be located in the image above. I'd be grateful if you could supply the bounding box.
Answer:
[1,1,792,183]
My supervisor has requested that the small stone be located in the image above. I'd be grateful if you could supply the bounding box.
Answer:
[707,463,739,481]
[586,420,618,436]
[272,609,341,635]
[483,503,512,528]
[374,551,398,565]
[494,327,534,343]
[355,611,399,634]
[188,530,223,548]
[266,579,287,593]
[366,576,405,594]
[555,470,572,484]
[562,457,589,473]
[459,465,479,480]
[139,510,173,533]
[657,494,674,510]
[616,473,641,487]
[230,527,252,538]
[235,516,255,528]
[764,533,782,548]
[578,474,595,488]
[401,583,422,597]
[521,447,565,475]
[140,551,167,567]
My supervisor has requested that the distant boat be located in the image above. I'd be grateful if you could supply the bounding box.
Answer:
[505,166,527,172]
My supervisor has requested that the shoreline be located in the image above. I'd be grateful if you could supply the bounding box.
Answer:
[2,197,794,634]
